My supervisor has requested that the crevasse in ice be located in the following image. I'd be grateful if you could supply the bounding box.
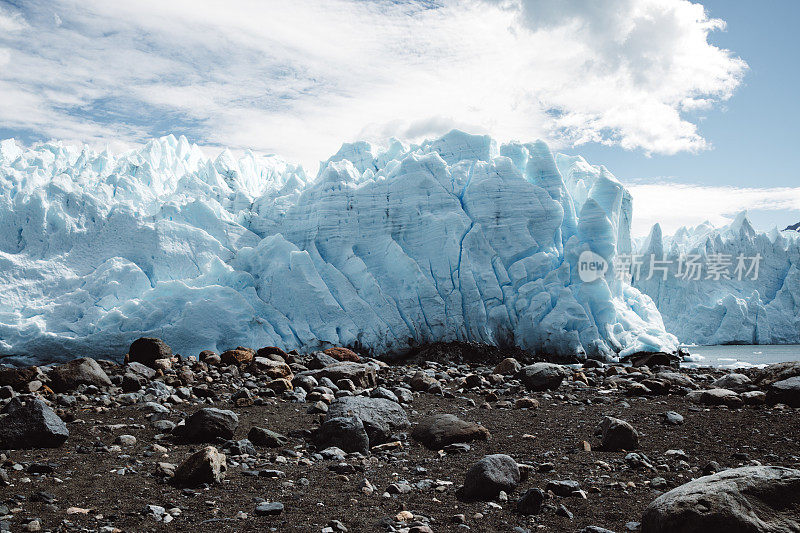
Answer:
[0,131,677,363]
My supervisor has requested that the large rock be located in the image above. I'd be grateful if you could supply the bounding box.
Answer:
[326,396,409,445]
[248,357,294,380]
[180,408,239,442]
[314,416,370,455]
[517,363,567,391]
[247,427,288,448]
[641,466,800,533]
[256,346,288,362]
[48,357,112,391]
[596,416,639,451]
[128,337,172,368]
[301,363,377,389]
[172,446,227,487]
[411,414,491,450]
[220,346,255,365]
[766,376,800,407]
[752,361,800,386]
[494,357,521,375]
[711,373,752,392]
[0,398,69,449]
[0,366,41,391]
[306,352,339,370]
[323,347,361,362]
[460,454,520,501]
[688,388,743,408]
[655,371,698,390]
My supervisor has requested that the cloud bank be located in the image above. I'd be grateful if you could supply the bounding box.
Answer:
[0,0,745,169]
[628,182,800,236]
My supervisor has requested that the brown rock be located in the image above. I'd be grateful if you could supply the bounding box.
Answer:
[249,357,294,380]
[323,347,361,362]
[256,346,288,362]
[128,337,173,368]
[0,366,41,392]
[412,414,491,449]
[266,378,293,393]
[220,347,255,365]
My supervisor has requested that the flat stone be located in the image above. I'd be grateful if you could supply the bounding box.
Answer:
[255,502,284,516]
[247,427,288,448]
[411,414,491,450]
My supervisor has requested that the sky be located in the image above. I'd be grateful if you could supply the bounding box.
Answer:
[0,0,798,236]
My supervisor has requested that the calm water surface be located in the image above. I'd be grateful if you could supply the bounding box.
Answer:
[681,344,800,369]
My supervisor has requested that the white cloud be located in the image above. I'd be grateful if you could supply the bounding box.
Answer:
[628,182,800,236]
[0,0,746,169]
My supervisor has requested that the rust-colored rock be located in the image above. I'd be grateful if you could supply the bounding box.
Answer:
[220,347,255,365]
[323,347,361,363]
[257,346,288,362]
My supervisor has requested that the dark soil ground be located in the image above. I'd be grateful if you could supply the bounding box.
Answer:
[2,360,799,533]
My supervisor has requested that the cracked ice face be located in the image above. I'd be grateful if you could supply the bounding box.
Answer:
[0,130,678,364]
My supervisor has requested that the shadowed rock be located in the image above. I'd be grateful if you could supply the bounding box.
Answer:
[411,414,490,450]
[641,466,800,533]
[0,397,69,449]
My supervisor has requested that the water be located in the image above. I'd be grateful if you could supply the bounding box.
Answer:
[681,344,800,369]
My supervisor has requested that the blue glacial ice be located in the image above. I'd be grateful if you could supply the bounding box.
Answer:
[0,131,678,364]
[629,211,800,346]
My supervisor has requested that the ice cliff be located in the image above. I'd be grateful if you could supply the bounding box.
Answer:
[0,131,677,364]
[631,212,800,345]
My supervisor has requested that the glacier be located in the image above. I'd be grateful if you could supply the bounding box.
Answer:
[630,212,800,346]
[0,131,678,364]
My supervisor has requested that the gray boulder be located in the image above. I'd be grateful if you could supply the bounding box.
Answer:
[315,416,370,455]
[48,357,112,391]
[326,396,409,445]
[172,446,227,487]
[596,416,639,451]
[0,398,69,449]
[411,414,491,450]
[641,466,800,533]
[752,361,800,386]
[517,363,566,391]
[180,408,239,442]
[711,373,752,392]
[460,454,520,501]
[767,376,800,407]
[307,352,339,369]
[247,427,288,448]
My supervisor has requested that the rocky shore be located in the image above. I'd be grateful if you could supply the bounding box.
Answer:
[0,341,799,532]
